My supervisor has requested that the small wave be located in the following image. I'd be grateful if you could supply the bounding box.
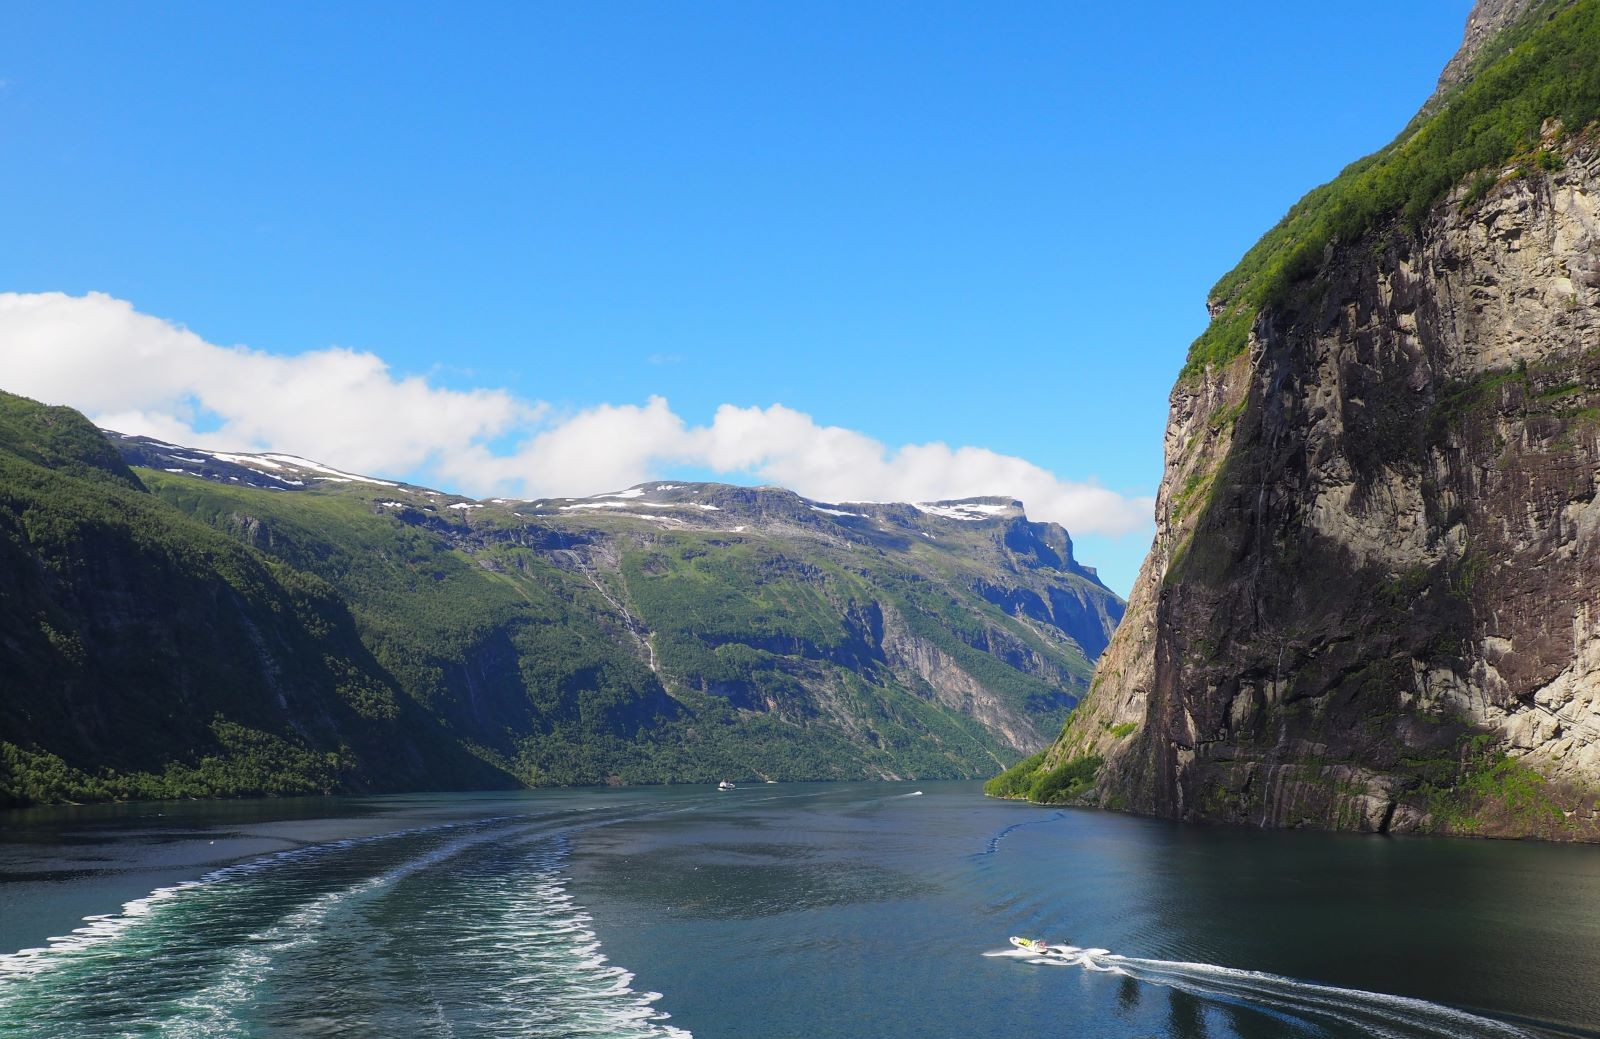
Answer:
[986,944,1528,1039]
[982,811,1066,854]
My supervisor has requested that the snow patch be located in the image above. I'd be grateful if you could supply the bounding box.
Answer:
[561,500,719,513]
[259,454,398,487]
[809,505,861,518]
[209,452,279,469]
[593,487,645,499]
[448,502,483,510]
[244,467,300,485]
[913,502,1011,521]
[378,501,406,508]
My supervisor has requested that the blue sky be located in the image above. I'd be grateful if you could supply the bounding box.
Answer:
[0,2,1470,594]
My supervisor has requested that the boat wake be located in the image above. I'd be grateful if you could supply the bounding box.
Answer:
[982,812,1066,854]
[0,810,692,1038]
[985,944,1529,1039]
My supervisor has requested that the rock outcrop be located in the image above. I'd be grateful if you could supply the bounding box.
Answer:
[1027,0,1600,839]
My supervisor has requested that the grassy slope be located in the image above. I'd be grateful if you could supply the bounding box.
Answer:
[1184,0,1600,376]
[1,387,1115,804]
[143,474,1104,786]
[0,393,505,806]
[1003,3,1600,820]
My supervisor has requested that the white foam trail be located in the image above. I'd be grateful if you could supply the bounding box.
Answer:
[415,835,692,1037]
[162,822,529,1037]
[0,805,700,1037]
[0,817,499,978]
[986,945,1529,1039]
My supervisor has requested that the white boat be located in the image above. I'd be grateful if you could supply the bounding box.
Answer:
[1009,936,1069,956]
[718,780,736,791]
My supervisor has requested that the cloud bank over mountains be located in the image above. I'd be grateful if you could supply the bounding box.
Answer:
[0,291,1154,536]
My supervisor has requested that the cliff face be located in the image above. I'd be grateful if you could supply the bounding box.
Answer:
[1033,1,1600,839]
[1435,0,1545,98]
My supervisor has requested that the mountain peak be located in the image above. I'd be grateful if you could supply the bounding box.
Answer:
[100,434,1043,532]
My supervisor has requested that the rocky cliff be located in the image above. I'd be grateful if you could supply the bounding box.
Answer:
[1010,0,1600,839]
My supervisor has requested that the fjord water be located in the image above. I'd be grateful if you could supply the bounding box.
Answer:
[1,784,1597,1038]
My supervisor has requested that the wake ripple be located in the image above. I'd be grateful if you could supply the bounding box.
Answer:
[0,811,691,1038]
[983,812,1066,854]
[985,945,1529,1039]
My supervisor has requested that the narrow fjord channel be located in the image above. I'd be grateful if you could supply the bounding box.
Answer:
[2,783,1597,1038]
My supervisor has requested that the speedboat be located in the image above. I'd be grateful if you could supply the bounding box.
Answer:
[718,780,736,791]
[1010,936,1072,957]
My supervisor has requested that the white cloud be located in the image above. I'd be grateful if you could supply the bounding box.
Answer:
[0,291,531,475]
[688,404,1153,535]
[0,291,1154,535]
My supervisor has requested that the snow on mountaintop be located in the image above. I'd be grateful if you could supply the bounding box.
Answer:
[912,501,1016,521]
[103,434,1034,534]
[258,454,399,487]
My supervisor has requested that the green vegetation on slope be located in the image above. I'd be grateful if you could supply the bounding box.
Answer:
[0,393,505,806]
[131,453,1112,794]
[1415,732,1580,839]
[1183,0,1600,377]
[141,472,686,781]
[983,748,1103,803]
[3,388,1122,806]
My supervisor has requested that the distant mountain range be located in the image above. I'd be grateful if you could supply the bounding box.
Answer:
[0,388,1122,806]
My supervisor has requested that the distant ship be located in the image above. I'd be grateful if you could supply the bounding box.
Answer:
[718,780,736,791]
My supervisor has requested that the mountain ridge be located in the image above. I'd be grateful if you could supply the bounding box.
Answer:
[108,426,1106,574]
[1,390,1122,806]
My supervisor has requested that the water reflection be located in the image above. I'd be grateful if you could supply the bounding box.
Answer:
[1168,987,1208,1038]
[579,837,930,920]
[1102,819,1600,1030]
[1,783,1596,1039]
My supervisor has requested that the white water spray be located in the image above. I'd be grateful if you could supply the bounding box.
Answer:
[986,944,1529,1039]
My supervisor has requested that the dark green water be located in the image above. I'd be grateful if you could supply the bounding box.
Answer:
[1,782,1596,1038]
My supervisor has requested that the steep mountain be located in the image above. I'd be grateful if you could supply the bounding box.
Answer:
[0,394,508,806]
[0,388,1123,805]
[999,0,1600,839]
